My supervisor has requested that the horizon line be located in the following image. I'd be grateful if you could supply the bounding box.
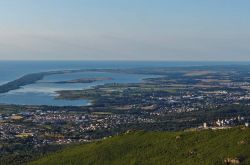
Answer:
[1,59,250,63]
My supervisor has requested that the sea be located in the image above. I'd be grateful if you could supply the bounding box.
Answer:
[0,61,249,106]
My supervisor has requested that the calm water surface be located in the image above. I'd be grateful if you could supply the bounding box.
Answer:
[0,61,249,106]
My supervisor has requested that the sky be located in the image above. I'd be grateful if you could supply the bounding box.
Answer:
[0,0,250,61]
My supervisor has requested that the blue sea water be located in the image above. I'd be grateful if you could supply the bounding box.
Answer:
[0,61,249,106]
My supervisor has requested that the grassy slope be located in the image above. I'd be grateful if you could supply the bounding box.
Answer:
[30,127,250,165]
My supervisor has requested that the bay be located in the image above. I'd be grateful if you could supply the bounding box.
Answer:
[0,61,249,106]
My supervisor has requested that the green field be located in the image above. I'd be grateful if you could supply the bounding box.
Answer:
[30,127,250,165]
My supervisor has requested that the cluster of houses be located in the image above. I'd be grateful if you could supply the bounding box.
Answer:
[201,116,249,130]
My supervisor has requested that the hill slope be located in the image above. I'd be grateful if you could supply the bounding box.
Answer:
[30,127,250,165]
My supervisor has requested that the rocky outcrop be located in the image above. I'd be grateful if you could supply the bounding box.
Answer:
[224,157,241,164]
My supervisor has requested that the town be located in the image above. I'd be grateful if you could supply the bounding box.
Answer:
[1,65,250,163]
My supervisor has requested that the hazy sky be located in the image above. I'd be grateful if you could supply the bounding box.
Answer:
[0,0,250,61]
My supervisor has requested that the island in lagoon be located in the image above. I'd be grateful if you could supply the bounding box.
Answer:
[55,77,113,84]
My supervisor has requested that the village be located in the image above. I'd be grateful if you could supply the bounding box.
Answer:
[0,109,155,145]
[1,66,250,163]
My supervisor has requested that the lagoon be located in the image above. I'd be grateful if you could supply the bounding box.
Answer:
[1,61,248,106]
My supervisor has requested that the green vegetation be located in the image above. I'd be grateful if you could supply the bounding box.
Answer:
[30,127,250,165]
[0,143,65,165]
[0,69,94,93]
[0,73,46,93]
[55,77,113,84]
